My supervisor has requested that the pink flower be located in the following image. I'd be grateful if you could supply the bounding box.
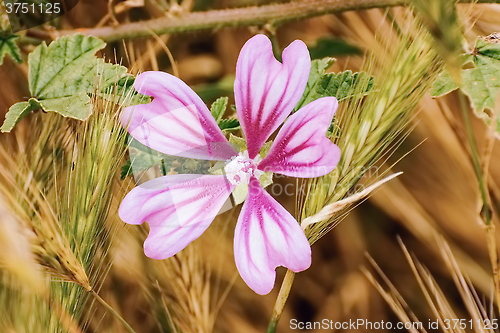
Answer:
[119,35,340,295]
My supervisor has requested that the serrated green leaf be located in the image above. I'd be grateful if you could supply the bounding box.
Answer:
[0,99,40,132]
[296,68,374,112]
[0,34,21,65]
[430,71,458,97]
[218,118,240,132]
[316,71,372,101]
[38,94,91,120]
[294,58,335,112]
[2,33,132,132]
[29,34,107,98]
[475,38,500,61]
[102,75,151,106]
[28,33,130,110]
[210,96,228,122]
[96,61,129,90]
[431,38,500,112]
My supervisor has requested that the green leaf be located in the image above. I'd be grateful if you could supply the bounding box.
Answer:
[231,184,249,207]
[258,171,273,192]
[327,118,341,137]
[29,34,107,98]
[308,37,363,59]
[2,34,132,132]
[38,94,91,119]
[120,160,133,180]
[228,133,247,152]
[218,118,240,132]
[96,61,129,91]
[431,38,500,112]
[0,34,21,65]
[316,71,374,101]
[231,162,273,207]
[102,75,151,106]
[259,141,273,159]
[215,134,275,206]
[211,96,239,133]
[294,58,373,112]
[0,99,40,132]
[228,133,274,159]
[210,96,228,122]
[294,58,335,111]
[430,71,458,97]
[122,136,213,179]
[123,136,165,178]
[295,63,373,112]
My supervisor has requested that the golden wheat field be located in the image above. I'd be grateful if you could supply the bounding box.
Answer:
[0,0,500,332]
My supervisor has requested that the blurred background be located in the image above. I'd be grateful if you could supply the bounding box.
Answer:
[1,0,500,332]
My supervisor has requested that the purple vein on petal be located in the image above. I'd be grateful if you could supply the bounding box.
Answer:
[234,35,311,159]
[258,97,341,178]
[119,174,234,259]
[119,174,234,228]
[121,71,237,161]
[234,176,311,295]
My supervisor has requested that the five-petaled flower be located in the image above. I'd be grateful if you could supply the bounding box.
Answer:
[119,34,340,295]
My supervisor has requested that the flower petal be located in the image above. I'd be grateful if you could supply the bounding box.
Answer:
[234,35,311,159]
[120,174,233,227]
[121,71,237,161]
[234,177,311,295]
[144,220,210,260]
[258,97,340,178]
[119,174,234,259]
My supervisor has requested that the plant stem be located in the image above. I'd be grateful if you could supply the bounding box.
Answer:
[29,0,500,42]
[267,269,295,333]
[457,92,499,307]
[458,92,492,224]
[485,223,500,310]
[459,92,492,225]
[90,289,137,333]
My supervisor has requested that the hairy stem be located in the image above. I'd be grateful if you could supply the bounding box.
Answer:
[458,92,499,308]
[267,270,295,333]
[458,92,492,224]
[30,0,500,42]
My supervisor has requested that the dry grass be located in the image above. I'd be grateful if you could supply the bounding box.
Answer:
[0,1,499,332]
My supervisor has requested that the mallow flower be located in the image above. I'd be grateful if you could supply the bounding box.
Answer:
[119,34,340,295]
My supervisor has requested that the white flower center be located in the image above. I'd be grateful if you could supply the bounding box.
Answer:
[224,151,263,186]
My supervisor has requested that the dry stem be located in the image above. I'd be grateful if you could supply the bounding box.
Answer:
[28,0,500,42]
[267,270,295,333]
